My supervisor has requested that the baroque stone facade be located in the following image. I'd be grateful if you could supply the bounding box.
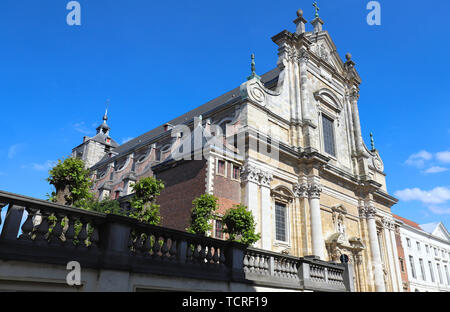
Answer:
[72,10,401,292]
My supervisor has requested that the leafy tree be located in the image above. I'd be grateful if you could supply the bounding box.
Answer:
[47,157,93,207]
[187,194,218,236]
[129,177,165,225]
[222,204,261,245]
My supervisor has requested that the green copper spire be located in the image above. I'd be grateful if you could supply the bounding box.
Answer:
[247,53,261,80]
[370,133,376,151]
[313,1,320,18]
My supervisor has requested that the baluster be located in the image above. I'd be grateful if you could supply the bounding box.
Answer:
[34,210,50,244]
[153,235,161,259]
[248,254,255,273]
[89,219,100,249]
[168,238,177,260]
[18,207,36,241]
[254,254,261,274]
[199,244,206,264]
[186,242,193,263]
[282,260,288,278]
[144,234,153,256]
[206,245,213,264]
[161,236,169,259]
[243,253,250,272]
[212,246,219,264]
[258,256,265,275]
[49,213,63,246]
[128,232,136,253]
[65,216,76,247]
[193,244,200,263]
[77,218,88,248]
[219,247,226,266]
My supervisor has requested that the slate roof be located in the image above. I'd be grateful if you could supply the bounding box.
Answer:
[90,132,119,148]
[91,67,281,169]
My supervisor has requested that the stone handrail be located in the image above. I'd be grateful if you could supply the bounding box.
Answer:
[244,248,348,292]
[0,190,351,291]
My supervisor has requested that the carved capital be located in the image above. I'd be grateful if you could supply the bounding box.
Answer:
[259,170,273,188]
[293,183,309,198]
[307,183,322,199]
[348,87,360,103]
[359,205,377,219]
[241,164,260,184]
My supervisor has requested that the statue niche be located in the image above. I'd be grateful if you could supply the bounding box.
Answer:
[326,204,365,263]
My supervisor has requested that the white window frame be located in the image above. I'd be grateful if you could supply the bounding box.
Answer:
[230,163,241,182]
[216,159,227,178]
[274,201,289,244]
[318,111,338,160]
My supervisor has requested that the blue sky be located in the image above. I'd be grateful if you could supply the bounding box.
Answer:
[0,0,449,229]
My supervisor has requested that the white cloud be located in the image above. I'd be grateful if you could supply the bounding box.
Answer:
[428,205,450,215]
[395,187,450,205]
[29,160,56,172]
[405,150,432,168]
[8,144,23,159]
[424,166,449,174]
[73,122,94,136]
[121,137,134,144]
[436,151,450,164]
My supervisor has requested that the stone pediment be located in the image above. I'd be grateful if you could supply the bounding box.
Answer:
[307,32,343,73]
[306,31,362,83]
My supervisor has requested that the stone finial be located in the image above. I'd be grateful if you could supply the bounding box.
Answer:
[311,16,324,33]
[370,133,376,151]
[247,53,261,80]
[293,9,308,34]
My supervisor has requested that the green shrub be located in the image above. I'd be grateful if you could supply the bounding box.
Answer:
[129,177,165,225]
[186,194,218,236]
[222,204,261,245]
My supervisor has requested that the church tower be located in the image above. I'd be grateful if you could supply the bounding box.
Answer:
[72,109,119,168]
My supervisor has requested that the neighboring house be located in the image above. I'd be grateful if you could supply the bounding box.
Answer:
[394,215,450,292]
[71,9,401,292]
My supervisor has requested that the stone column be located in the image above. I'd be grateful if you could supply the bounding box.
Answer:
[362,204,386,292]
[308,181,325,260]
[241,165,261,248]
[259,170,273,250]
[294,182,309,256]
[389,223,404,292]
[349,88,364,155]
[382,218,398,292]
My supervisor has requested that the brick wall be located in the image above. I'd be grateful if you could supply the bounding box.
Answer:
[395,229,410,292]
[155,160,207,231]
[213,160,241,215]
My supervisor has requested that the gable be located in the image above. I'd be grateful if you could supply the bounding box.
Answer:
[307,31,344,74]
[433,223,450,241]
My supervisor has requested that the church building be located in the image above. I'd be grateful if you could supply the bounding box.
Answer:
[72,8,401,292]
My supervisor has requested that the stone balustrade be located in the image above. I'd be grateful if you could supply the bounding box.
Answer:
[0,190,352,292]
[243,248,348,292]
